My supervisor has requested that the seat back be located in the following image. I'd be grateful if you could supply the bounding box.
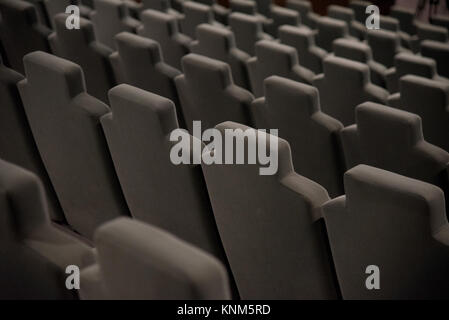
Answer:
[323,164,449,299]
[191,24,250,89]
[247,40,315,97]
[251,76,345,197]
[18,51,129,239]
[138,9,192,70]
[201,121,338,299]
[91,0,141,49]
[0,0,51,73]
[50,14,115,103]
[316,16,349,52]
[396,75,449,152]
[313,55,388,126]
[175,53,254,133]
[82,218,231,300]
[229,12,272,56]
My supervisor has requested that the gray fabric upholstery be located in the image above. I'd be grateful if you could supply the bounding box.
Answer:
[191,24,251,89]
[229,0,257,15]
[390,5,417,35]
[349,0,372,24]
[253,0,270,17]
[432,14,449,32]
[0,0,51,74]
[91,0,141,49]
[366,29,410,68]
[380,15,400,31]
[18,51,129,239]
[327,5,354,25]
[247,40,315,97]
[201,121,338,299]
[421,40,449,78]
[26,0,74,28]
[267,5,300,37]
[81,217,231,300]
[180,1,223,39]
[340,102,449,212]
[139,0,183,17]
[49,14,116,103]
[416,22,448,43]
[315,16,351,53]
[391,75,449,153]
[101,84,227,261]
[323,164,449,299]
[175,53,254,133]
[385,52,449,93]
[333,38,388,88]
[279,25,328,74]
[110,32,183,125]
[228,0,273,36]
[379,15,420,52]
[193,0,230,25]
[229,0,301,36]
[0,58,63,222]
[141,0,173,12]
[251,76,345,197]
[0,159,95,299]
[313,55,389,126]
[138,9,192,70]
[327,5,365,40]
[286,0,319,29]
[229,12,273,56]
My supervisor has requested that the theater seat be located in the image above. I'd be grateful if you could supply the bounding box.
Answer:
[313,55,389,126]
[421,40,449,79]
[201,122,338,299]
[18,51,130,239]
[102,84,228,262]
[251,76,345,197]
[340,102,449,214]
[388,75,449,153]
[390,5,417,35]
[385,52,449,93]
[286,0,320,29]
[175,53,254,133]
[0,0,51,74]
[229,12,273,56]
[193,0,230,25]
[0,159,95,299]
[279,25,328,74]
[416,22,448,43]
[323,164,449,299]
[91,0,141,49]
[431,14,449,32]
[349,0,372,24]
[191,24,251,90]
[366,29,411,68]
[138,9,192,70]
[0,56,63,222]
[315,16,354,53]
[247,40,315,97]
[327,5,366,40]
[110,32,183,125]
[80,218,231,300]
[180,1,224,39]
[379,15,419,52]
[333,38,388,88]
[49,14,116,103]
